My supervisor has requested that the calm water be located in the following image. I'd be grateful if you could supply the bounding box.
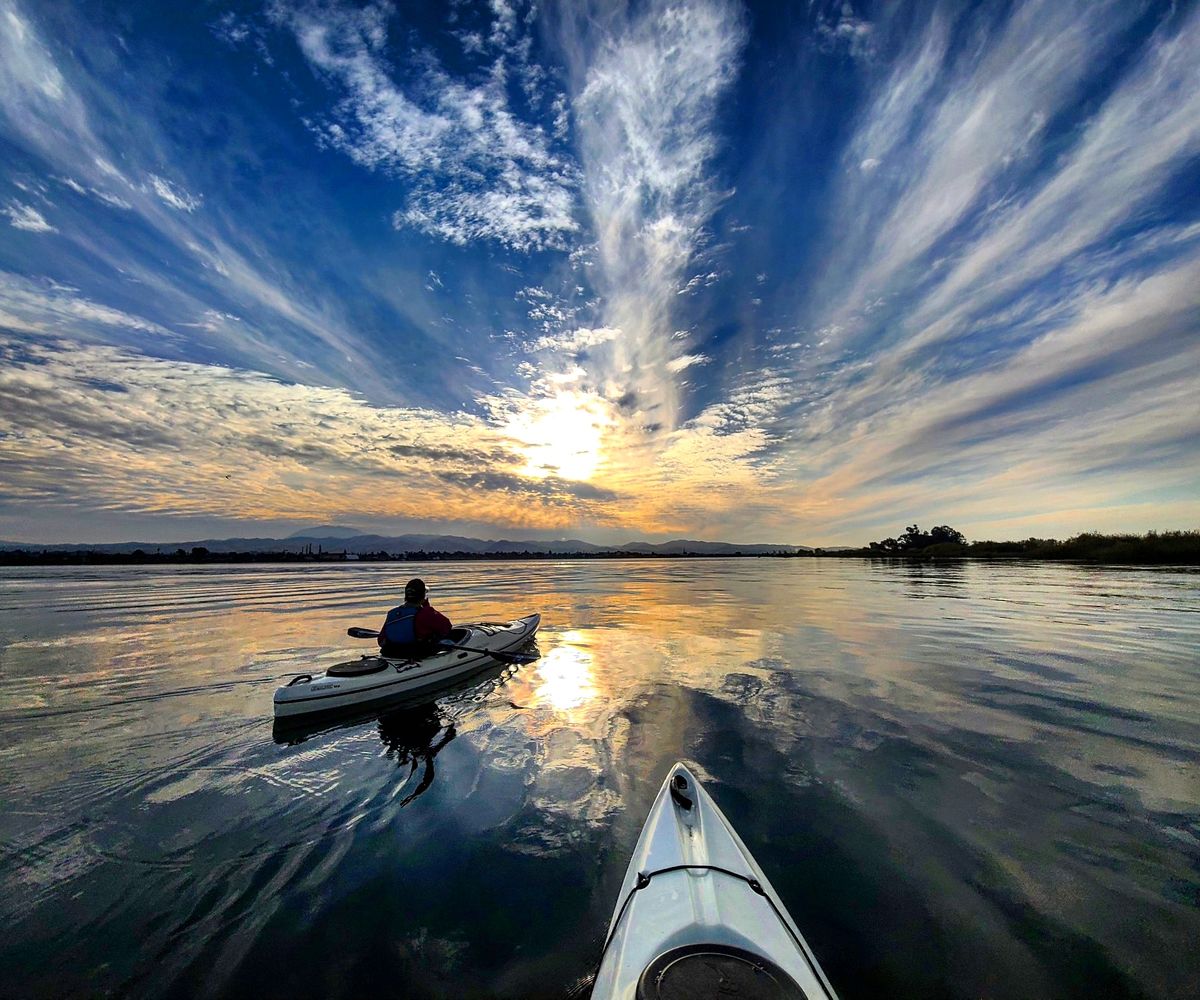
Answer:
[0,560,1197,999]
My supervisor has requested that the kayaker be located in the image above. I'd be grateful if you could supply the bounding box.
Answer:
[378,578,452,658]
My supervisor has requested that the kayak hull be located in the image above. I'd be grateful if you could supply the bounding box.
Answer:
[593,762,837,1000]
[272,613,539,719]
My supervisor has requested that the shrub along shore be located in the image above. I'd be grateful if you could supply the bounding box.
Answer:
[839,528,1200,565]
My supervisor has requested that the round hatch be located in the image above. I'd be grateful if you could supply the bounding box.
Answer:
[637,942,809,1000]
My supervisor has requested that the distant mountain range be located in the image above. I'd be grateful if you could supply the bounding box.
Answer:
[285,524,365,539]
[0,530,810,557]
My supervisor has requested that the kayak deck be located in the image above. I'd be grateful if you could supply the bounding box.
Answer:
[593,763,837,1000]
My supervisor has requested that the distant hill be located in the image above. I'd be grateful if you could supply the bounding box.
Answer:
[287,525,365,539]
[0,532,810,557]
[618,539,809,555]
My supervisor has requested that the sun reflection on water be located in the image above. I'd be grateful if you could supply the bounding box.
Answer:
[532,632,597,713]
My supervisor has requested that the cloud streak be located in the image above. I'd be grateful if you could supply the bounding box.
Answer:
[711,0,1200,540]
[0,0,412,395]
[3,201,54,232]
[568,0,746,431]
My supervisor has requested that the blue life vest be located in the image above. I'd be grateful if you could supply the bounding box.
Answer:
[381,604,419,646]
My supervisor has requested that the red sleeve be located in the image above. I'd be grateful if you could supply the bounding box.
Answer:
[415,604,452,640]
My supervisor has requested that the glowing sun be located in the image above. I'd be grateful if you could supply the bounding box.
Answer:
[510,391,610,481]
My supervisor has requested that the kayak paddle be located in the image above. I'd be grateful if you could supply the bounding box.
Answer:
[345,626,538,665]
[443,644,538,665]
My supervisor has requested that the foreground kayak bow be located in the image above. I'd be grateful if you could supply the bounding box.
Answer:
[593,762,838,1000]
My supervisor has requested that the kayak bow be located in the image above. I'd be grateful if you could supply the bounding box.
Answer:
[593,762,838,1000]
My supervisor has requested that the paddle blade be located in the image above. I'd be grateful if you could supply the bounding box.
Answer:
[494,650,539,665]
[347,626,379,639]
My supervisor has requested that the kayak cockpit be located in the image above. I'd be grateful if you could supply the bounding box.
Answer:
[637,943,809,998]
[332,627,475,675]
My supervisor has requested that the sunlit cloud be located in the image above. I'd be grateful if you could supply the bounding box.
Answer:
[500,388,613,482]
[0,0,1196,544]
[0,336,619,529]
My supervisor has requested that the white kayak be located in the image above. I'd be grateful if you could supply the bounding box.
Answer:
[593,762,838,1000]
[272,613,539,719]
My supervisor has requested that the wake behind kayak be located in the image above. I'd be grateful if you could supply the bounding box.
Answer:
[593,762,838,1000]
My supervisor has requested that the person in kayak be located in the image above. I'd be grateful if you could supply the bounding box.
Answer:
[378,578,452,658]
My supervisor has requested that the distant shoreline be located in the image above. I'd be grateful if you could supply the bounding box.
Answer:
[1,548,805,565]
[2,535,1197,567]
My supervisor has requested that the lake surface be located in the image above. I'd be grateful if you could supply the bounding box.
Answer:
[0,559,1197,999]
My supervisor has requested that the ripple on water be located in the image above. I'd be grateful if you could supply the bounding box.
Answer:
[0,561,1197,999]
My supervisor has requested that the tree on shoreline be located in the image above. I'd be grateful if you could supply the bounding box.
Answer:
[869,524,967,552]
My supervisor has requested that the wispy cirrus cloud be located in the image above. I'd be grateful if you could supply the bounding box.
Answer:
[271,0,577,251]
[902,7,1200,357]
[561,0,747,430]
[793,253,1200,534]
[0,0,413,395]
[55,175,132,210]
[0,272,174,339]
[751,0,1200,540]
[825,0,1140,330]
[3,201,54,232]
[146,174,202,213]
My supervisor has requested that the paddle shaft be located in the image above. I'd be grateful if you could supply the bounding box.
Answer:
[345,627,535,664]
[443,643,537,665]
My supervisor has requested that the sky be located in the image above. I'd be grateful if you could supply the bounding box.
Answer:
[0,0,1198,546]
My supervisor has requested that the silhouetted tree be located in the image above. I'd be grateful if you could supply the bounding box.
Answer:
[870,524,967,552]
[929,525,966,545]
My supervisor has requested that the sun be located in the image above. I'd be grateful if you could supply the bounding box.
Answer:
[510,391,610,481]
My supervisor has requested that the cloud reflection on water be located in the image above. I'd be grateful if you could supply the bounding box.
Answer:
[0,561,1197,998]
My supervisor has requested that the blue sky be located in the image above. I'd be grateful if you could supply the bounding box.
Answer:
[1,0,1197,545]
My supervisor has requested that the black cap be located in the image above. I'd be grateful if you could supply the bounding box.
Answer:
[404,578,427,602]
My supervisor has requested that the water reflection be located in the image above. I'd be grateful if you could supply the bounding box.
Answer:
[531,631,597,714]
[269,661,521,819]
[376,702,455,807]
[1,562,1197,1000]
